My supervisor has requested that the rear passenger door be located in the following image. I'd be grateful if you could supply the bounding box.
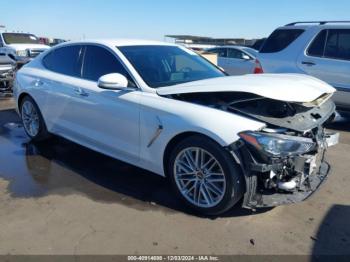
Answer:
[297,29,350,108]
[41,44,84,131]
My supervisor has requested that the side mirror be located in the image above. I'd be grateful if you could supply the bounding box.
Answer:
[98,73,128,90]
[242,54,251,60]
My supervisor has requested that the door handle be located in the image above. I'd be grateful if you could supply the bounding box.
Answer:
[74,88,89,97]
[302,61,316,66]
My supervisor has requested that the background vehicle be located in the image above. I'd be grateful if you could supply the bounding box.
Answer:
[256,21,350,111]
[0,31,50,63]
[14,40,338,215]
[0,53,15,93]
[207,46,257,75]
[249,38,266,51]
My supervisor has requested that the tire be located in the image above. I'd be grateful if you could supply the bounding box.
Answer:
[168,135,244,216]
[20,96,50,142]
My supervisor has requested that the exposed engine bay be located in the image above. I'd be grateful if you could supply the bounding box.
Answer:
[167,92,335,131]
[165,91,339,208]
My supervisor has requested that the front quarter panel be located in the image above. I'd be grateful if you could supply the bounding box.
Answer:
[139,92,265,176]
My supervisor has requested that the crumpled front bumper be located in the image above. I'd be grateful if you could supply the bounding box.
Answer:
[232,132,339,209]
[254,161,330,208]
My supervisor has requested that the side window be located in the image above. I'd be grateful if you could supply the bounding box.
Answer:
[227,49,245,59]
[260,29,305,53]
[307,30,327,57]
[0,35,3,47]
[43,45,82,77]
[82,45,131,82]
[208,48,227,58]
[217,48,227,58]
[324,29,350,61]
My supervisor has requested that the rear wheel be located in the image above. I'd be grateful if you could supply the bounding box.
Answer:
[168,135,244,215]
[20,96,50,141]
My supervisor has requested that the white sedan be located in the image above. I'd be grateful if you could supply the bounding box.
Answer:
[14,40,338,215]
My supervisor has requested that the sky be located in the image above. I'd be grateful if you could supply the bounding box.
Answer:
[1,0,349,41]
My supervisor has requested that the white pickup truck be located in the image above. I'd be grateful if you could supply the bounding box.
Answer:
[0,32,50,63]
[0,32,50,92]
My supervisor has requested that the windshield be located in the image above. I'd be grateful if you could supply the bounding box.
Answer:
[118,45,225,88]
[3,33,40,44]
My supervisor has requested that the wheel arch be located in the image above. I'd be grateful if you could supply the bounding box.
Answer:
[17,92,31,109]
[17,92,49,130]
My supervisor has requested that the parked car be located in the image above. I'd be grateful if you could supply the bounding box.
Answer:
[0,53,16,93]
[256,21,350,111]
[0,32,50,64]
[207,46,257,75]
[14,40,338,215]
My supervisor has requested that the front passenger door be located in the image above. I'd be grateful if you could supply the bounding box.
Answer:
[63,45,141,163]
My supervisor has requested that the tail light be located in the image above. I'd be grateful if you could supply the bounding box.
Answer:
[253,59,264,74]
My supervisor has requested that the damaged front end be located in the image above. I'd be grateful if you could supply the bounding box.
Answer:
[167,91,339,208]
[232,128,338,208]
[225,93,339,208]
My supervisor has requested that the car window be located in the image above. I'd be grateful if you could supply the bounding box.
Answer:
[43,45,83,77]
[307,30,327,57]
[2,33,40,44]
[208,48,227,58]
[227,48,245,59]
[260,29,305,53]
[119,45,224,88]
[324,29,350,61]
[82,45,133,84]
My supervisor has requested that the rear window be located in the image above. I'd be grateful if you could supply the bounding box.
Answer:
[260,29,305,53]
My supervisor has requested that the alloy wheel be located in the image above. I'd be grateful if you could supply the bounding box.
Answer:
[173,147,227,208]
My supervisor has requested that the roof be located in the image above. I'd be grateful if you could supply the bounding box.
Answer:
[166,35,246,42]
[208,45,257,52]
[58,39,177,47]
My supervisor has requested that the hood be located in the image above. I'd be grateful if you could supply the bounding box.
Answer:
[156,74,336,103]
[7,44,50,51]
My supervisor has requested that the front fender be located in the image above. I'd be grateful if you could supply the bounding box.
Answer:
[139,94,265,176]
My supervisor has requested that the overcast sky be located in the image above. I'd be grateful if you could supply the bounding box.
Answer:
[1,0,349,40]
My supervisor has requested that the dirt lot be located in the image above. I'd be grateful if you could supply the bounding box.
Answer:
[0,96,349,256]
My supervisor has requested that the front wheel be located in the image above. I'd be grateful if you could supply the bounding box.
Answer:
[168,135,244,215]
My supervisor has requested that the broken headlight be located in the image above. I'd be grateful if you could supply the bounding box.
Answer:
[239,131,316,157]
